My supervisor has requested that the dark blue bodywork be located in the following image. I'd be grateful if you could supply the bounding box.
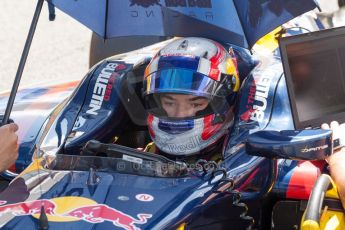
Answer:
[0,42,327,229]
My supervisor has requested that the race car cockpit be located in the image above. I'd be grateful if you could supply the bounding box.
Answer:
[38,39,257,158]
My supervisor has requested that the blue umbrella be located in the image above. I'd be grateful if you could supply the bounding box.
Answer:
[2,0,319,127]
[46,0,318,48]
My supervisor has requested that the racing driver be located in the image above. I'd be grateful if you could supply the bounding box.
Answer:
[142,37,240,164]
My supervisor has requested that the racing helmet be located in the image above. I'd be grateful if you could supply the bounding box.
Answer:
[143,37,240,156]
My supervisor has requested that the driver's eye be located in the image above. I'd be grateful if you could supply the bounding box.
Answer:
[162,101,174,107]
[191,103,203,108]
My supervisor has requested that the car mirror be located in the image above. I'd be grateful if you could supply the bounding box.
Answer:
[245,129,333,160]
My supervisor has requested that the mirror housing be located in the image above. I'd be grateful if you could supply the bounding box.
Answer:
[246,129,333,160]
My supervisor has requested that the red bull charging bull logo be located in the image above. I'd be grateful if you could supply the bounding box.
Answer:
[65,204,152,230]
[0,197,152,230]
[0,199,56,216]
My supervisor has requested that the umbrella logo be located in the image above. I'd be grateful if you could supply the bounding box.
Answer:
[130,0,161,8]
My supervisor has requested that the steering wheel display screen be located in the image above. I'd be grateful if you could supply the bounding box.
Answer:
[280,27,345,129]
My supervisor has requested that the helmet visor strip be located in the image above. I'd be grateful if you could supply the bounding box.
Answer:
[146,55,226,82]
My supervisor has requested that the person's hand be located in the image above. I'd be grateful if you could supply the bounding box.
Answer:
[0,123,19,172]
[321,121,345,208]
[321,121,345,162]
[321,121,345,149]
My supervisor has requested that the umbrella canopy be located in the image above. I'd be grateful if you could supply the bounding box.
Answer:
[46,0,318,48]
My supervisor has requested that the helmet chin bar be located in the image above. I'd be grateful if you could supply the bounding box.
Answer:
[147,108,234,156]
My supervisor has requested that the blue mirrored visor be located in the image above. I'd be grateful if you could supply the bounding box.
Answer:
[144,68,221,98]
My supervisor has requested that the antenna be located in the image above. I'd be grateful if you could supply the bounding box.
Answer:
[36,145,49,230]
[1,0,44,126]
[38,205,49,230]
[0,1,50,227]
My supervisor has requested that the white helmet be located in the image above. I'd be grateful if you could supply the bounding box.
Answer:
[143,37,240,156]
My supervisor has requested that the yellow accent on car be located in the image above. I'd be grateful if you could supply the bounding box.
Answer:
[177,223,186,230]
[253,26,282,53]
[301,175,345,230]
[225,58,240,92]
[301,219,320,230]
[146,75,151,93]
[325,178,340,199]
[144,142,156,153]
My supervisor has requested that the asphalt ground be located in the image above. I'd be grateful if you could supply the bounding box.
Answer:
[0,1,90,93]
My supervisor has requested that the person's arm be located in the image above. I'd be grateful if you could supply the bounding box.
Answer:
[0,123,19,172]
[327,148,345,208]
[322,121,345,208]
